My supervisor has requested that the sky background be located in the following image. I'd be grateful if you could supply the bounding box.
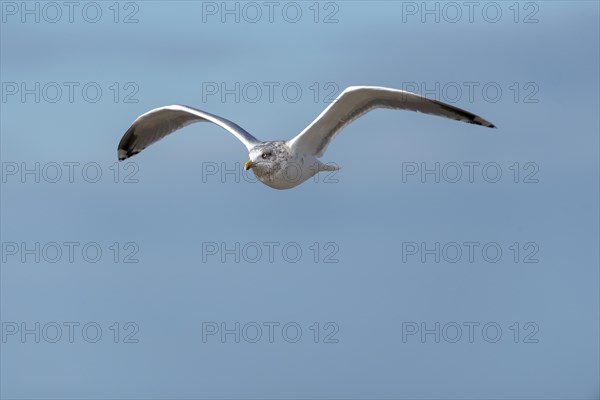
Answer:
[1,1,599,399]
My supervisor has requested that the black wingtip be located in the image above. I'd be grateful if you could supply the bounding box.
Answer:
[117,125,138,161]
[117,147,129,161]
[472,116,496,129]
[118,148,140,161]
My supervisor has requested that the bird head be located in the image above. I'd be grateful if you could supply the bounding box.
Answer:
[244,141,287,175]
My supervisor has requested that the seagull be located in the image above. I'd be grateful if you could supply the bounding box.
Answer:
[117,86,495,189]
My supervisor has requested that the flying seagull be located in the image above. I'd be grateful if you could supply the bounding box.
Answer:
[117,86,495,189]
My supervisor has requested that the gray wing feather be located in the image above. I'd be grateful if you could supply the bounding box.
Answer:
[288,86,496,158]
[117,105,259,160]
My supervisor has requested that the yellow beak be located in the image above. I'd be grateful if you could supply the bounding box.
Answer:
[244,159,254,171]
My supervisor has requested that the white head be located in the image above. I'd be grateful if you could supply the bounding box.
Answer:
[244,141,289,176]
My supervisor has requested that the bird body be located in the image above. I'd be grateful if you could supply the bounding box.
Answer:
[245,141,337,189]
[117,86,495,189]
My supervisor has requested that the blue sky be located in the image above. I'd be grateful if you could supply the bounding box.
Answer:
[1,1,599,398]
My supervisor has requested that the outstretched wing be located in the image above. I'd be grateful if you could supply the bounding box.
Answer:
[288,86,496,157]
[117,105,260,160]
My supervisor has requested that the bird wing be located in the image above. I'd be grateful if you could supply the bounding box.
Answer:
[117,105,260,160]
[288,86,496,158]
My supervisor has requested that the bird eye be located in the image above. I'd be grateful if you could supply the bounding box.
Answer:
[261,152,270,159]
